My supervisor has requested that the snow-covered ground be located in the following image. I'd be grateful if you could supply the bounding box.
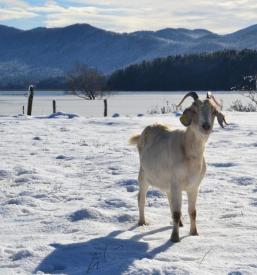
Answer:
[0,91,250,117]
[0,111,257,274]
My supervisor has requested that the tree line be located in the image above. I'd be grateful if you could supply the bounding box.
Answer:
[1,49,257,94]
[107,49,257,91]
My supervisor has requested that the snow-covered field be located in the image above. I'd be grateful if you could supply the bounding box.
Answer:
[0,107,257,274]
[0,91,249,117]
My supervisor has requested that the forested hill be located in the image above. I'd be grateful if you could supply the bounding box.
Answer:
[107,49,257,91]
[1,23,257,89]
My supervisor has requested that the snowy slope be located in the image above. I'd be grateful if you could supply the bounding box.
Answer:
[0,112,257,274]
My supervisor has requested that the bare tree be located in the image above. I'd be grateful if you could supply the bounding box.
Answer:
[242,75,257,106]
[231,74,257,111]
[66,64,107,100]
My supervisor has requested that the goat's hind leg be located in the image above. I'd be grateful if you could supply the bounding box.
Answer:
[138,168,149,226]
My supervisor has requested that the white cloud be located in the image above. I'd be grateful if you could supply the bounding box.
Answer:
[0,0,256,33]
[0,0,37,21]
[0,8,36,20]
[38,0,257,33]
[0,0,29,8]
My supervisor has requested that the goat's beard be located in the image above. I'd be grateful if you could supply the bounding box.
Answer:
[199,127,212,139]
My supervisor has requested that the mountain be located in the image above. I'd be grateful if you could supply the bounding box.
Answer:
[0,23,257,87]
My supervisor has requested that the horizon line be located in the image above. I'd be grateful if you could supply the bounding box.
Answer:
[1,22,257,35]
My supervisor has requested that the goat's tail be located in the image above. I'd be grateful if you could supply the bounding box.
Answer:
[129,134,141,145]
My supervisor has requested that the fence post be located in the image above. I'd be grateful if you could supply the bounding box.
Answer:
[22,105,25,115]
[27,85,34,116]
[53,100,56,113]
[104,99,107,117]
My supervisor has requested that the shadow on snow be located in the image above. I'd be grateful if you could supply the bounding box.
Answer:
[35,225,178,274]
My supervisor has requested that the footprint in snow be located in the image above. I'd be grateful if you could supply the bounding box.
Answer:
[199,188,213,194]
[0,169,10,180]
[109,167,121,175]
[117,214,136,223]
[209,162,236,168]
[15,177,31,184]
[10,249,32,261]
[56,155,74,160]
[14,174,41,184]
[219,213,239,219]
[147,189,165,198]
[5,197,37,207]
[248,131,255,136]
[104,199,126,208]
[118,179,137,187]
[68,208,102,222]
[60,127,69,132]
[15,167,35,176]
[250,199,257,207]
[126,185,137,192]
[117,179,138,192]
[231,176,255,186]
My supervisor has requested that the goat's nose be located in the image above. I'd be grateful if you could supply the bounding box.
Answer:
[202,123,211,131]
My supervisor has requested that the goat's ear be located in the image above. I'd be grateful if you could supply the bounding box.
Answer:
[180,108,193,127]
[216,111,228,128]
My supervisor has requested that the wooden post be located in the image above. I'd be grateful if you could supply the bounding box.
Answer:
[53,100,56,113]
[27,85,34,116]
[104,99,107,117]
[22,106,25,115]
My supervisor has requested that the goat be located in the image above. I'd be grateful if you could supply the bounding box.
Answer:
[129,92,228,242]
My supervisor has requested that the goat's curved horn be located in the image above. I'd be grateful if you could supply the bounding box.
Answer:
[207,91,212,99]
[177,92,199,107]
[207,91,221,108]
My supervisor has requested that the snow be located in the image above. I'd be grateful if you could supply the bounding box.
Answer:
[0,111,257,274]
[0,91,251,117]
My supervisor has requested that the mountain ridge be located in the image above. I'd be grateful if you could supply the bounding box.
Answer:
[0,23,257,87]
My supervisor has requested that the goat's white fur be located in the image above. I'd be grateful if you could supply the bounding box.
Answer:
[130,93,225,242]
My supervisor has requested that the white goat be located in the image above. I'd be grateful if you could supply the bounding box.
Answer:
[129,92,228,242]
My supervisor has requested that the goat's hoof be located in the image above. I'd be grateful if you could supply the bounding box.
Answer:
[190,230,199,236]
[138,220,148,226]
[170,232,180,243]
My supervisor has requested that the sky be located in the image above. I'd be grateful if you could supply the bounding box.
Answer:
[0,0,256,33]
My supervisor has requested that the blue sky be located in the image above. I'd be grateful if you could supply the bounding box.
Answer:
[0,0,256,33]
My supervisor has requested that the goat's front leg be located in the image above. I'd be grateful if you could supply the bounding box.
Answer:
[169,186,182,242]
[167,192,183,227]
[187,189,199,236]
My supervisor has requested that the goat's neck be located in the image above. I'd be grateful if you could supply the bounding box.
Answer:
[184,127,208,160]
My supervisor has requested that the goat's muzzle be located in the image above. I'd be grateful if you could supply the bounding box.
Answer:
[202,122,211,131]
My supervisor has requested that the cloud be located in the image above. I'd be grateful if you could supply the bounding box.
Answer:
[0,8,36,20]
[0,0,29,8]
[0,0,37,21]
[0,0,256,33]
[38,0,257,33]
